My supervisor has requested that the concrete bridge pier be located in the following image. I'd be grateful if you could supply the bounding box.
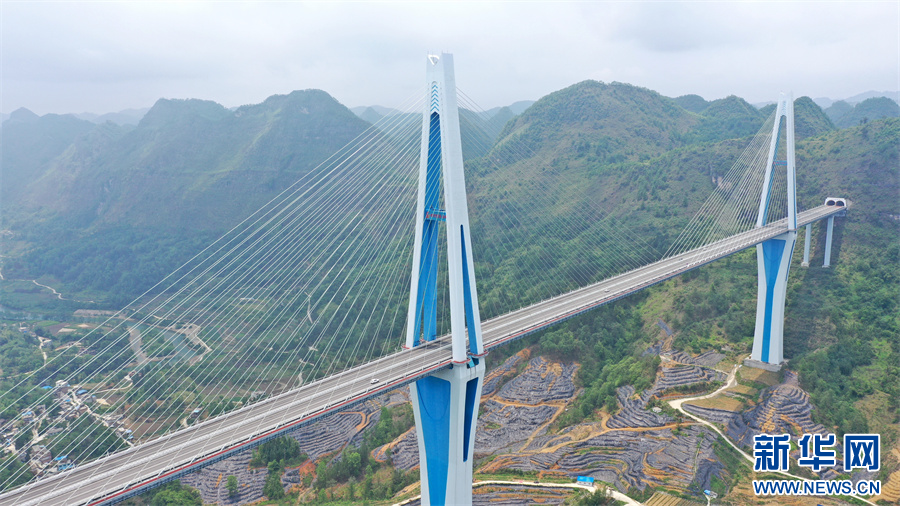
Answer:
[823,216,835,267]
[801,224,811,267]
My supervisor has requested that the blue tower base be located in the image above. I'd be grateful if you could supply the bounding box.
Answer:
[411,360,484,506]
[750,231,797,366]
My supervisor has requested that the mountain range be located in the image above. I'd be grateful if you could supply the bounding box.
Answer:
[5,90,896,128]
[1,77,897,503]
[2,83,897,306]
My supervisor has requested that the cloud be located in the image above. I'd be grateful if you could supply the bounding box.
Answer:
[1,2,897,115]
[611,3,758,53]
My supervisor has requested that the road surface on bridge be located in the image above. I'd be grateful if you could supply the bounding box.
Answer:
[0,204,845,506]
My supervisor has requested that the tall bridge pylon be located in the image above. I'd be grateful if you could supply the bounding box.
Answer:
[405,53,485,506]
[750,93,798,368]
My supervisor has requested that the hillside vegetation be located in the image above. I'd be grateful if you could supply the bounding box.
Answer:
[1,81,897,459]
[1,91,371,307]
[827,96,900,128]
[466,81,898,439]
[4,90,370,233]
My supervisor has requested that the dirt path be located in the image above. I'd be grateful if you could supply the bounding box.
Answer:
[518,404,565,453]
[128,326,149,366]
[31,279,67,300]
[668,361,878,506]
[0,268,97,303]
[94,375,133,395]
[342,410,373,433]
[391,480,643,506]
[477,480,642,506]
[166,323,212,353]
[38,337,51,364]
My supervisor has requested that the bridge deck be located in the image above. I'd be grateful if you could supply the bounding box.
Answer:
[0,204,845,506]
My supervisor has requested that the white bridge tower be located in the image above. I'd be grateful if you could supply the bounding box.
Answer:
[749,93,798,368]
[405,53,486,506]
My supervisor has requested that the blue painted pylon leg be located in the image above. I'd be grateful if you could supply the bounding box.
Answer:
[411,360,484,506]
[750,232,797,366]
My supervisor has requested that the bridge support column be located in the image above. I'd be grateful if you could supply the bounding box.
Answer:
[750,231,797,367]
[406,53,485,506]
[823,216,835,267]
[411,360,484,506]
[749,93,797,369]
[801,224,811,267]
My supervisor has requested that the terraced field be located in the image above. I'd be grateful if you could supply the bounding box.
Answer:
[374,348,732,498]
[155,344,894,504]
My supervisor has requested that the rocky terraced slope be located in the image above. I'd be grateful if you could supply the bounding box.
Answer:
[468,350,731,496]
[180,397,390,504]
[168,345,869,505]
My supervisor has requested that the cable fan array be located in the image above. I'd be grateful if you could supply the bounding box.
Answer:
[455,90,664,320]
[0,89,794,493]
[664,111,794,258]
[0,92,428,490]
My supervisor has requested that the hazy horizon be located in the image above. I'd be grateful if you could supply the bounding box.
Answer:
[2,2,898,116]
[5,87,900,122]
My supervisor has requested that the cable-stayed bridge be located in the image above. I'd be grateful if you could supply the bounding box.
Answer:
[0,204,846,506]
[0,55,851,505]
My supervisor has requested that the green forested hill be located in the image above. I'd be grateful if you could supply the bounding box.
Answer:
[824,100,854,124]
[690,95,765,143]
[0,108,102,208]
[827,96,900,129]
[657,118,900,434]
[469,84,897,437]
[673,94,709,113]
[1,89,520,308]
[469,85,849,285]
[1,82,897,483]
[481,111,898,438]
[494,81,698,167]
[1,91,374,304]
[787,118,900,432]
[5,90,370,232]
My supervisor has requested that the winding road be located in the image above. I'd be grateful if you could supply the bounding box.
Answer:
[668,360,878,506]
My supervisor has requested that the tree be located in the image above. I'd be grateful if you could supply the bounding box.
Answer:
[226,475,238,498]
[14,431,31,453]
[571,487,615,505]
[148,481,202,506]
[48,414,126,462]
[346,451,361,476]
[249,435,305,467]
[363,474,373,499]
[315,460,328,490]
[0,455,30,492]
[263,469,284,499]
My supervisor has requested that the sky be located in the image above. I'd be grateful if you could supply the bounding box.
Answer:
[1,1,898,116]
